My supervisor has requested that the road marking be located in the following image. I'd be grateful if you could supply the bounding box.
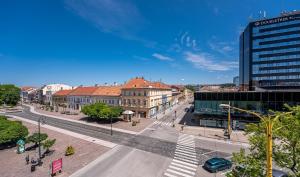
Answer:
[164,172,177,177]
[175,149,196,155]
[175,152,197,158]
[169,165,196,175]
[171,162,197,171]
[174,155,198,162]
[166,169,193,177]
[172,159,197,168]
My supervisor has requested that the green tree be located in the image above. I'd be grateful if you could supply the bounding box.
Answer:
[26,133,48,146]
[0,116,29,145]
[0,85,20,106]
[42,139,56,153]
[227,105,300,177]
[81,103,123,121]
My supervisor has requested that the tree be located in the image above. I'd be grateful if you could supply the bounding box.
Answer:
[42,139,56,153]
[81,103,123,121]
[0,116,29,145]
[0,85,20,106]
[26,133,48,146]
[185,85,195,92]
[227,105,300,177]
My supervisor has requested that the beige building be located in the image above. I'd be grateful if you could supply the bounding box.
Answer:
[121,77,172,118]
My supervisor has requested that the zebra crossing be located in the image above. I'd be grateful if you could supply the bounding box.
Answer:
[153,120,174,127]
[164,134,198,177]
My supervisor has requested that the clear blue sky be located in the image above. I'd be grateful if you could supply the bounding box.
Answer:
[0,0,299,86]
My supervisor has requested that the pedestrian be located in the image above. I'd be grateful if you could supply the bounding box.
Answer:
[156,116,158,120]
[25,154,29,165]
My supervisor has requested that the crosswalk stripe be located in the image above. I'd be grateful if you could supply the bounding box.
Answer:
[164,172,177,177]
[174,154,197,162]
[175,149,196,155]
[172,159,197,168]
[166,169,193,177]
[178,138,194,143]
[176,145,195,150]
[178,142,194,145]
[178,136,193,141]
[171,162,197,171]
[169,165,196,175]
[175,152,197,158]
[174,156,198,164]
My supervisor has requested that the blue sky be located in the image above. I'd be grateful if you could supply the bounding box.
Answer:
[0,0,299,86]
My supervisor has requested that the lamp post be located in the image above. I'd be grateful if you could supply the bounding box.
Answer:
[110,116,113,136]
[37,117,45,164]
[219,103,274,177]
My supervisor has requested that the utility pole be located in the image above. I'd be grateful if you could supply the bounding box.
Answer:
[38,117,41,160]
[227,101,231,139]
[110,116,113,136]
[218,104,286,177]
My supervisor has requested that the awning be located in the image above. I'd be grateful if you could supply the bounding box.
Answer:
[123,110,134,115]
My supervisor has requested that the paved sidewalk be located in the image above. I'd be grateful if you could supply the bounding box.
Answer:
[1,116,111,177]
[176,125,249,144]
[25,104,139,135]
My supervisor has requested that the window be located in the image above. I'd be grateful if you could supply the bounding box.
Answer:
[144,91,147,96]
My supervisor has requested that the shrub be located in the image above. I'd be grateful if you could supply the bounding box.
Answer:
[65,146,75,156]
[42,139,56,153]
[0,116,29,145]
[26,133,48,146]
[132,120,137,126]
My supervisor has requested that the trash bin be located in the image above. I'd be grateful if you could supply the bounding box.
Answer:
[31,165,36,172]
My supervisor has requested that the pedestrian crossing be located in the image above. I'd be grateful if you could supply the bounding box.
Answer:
[153,120,174,127]
[164,134,198,177]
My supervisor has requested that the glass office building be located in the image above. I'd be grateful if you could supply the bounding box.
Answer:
[240,11,300,90]
[194,91,300,129]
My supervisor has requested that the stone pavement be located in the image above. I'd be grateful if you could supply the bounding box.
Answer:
[0,117,110,177]
[176,125,249,144]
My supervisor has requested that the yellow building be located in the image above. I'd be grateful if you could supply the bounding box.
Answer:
[121,77,172,118]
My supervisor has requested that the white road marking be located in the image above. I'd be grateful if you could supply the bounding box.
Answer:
[169,165,196,175]
[166,169,193,177]
[171,162,197,171]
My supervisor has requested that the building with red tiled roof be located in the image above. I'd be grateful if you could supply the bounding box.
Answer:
[20,86,38,103]
[67,86,122,110]
[121,77,172,118]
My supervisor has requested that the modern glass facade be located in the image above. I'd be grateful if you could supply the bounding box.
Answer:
[194,91,300,129]
[239,11,300,90]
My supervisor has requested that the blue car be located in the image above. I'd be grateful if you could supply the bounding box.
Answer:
[203,157,232,173]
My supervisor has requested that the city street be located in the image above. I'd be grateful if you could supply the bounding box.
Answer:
[5,101,246,177]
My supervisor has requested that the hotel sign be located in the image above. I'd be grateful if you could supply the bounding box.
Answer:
[254,16,295,27]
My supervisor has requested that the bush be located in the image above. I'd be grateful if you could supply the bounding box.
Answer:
[0,116,29,145]
[26,133,48,146]
[42,139,56,153]
[65,146,75,156]
[81,103,123,121]
[132,120,137,126]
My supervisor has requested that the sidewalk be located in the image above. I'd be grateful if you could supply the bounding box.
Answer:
[24,104,139,135]
[176,125,249,144]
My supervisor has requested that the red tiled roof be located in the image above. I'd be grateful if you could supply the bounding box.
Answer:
[21,86,36,91]
[53,89,74,96]
[68,86,122,96]
[92,86,122,96]
[123,77,171,89]
[68,87,99,96]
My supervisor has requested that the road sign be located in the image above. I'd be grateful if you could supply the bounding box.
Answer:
[51,158,62,175]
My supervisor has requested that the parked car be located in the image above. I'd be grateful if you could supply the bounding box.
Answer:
[203,157,232,173]
[184,108,189,112]
[272,169,288,177]
[232,165,288,177]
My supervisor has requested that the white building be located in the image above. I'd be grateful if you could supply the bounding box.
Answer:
[41,84,73,105]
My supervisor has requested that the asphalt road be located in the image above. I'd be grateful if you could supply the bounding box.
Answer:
[6,103,243,177]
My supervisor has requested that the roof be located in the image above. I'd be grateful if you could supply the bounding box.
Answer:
[53,89,74,96]
[68,86,122,96]
[92,86,122,96]
[21,86,36,91]
[122,77,171,90]
[68,87,99,96]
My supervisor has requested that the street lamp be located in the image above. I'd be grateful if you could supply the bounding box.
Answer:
[219,103,281,177]
[38,117,45,165]
[219,102,231,139]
